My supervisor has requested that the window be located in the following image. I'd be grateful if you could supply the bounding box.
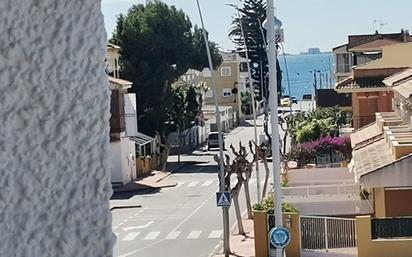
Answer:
[222,88,232,97]
[205,89,213,98]
[239,62,248,72]
[221,67,231,77]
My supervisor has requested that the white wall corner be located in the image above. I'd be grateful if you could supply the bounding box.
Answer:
[0,1,114,256]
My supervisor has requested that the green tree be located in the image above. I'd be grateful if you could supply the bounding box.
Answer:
[111,1,222,138]
[228,0,282,101]
[167,85,201,162]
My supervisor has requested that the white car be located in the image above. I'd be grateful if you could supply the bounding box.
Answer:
[280,97,291,107]
[207,132,225,151]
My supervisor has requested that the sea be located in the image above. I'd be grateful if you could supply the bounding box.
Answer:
[278,53,335,100]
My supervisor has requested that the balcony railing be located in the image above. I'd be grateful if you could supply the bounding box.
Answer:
[372,217,412,239]
[336,63,351,73]
[352,115,376,129]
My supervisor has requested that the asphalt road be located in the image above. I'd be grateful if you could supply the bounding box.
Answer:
[111,101,314,257]
[112,119,265,257]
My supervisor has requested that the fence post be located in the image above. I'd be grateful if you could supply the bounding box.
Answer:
[324,217,329,252]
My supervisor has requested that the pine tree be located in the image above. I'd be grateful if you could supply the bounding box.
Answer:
[229,0,282,101]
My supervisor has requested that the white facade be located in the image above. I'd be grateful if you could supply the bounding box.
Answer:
[0,1,114,256]
[111,132,137,185]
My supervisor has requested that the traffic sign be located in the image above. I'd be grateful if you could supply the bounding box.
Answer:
[216,192,231,207]
[269,227,291,249]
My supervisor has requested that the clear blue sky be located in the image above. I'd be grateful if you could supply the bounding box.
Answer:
[101,0,412,54]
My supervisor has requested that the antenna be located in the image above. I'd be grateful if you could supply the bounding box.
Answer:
[373,16,387,33]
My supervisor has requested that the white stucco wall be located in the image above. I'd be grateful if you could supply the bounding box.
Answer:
[110,136,136,185]
[0,1,114,256]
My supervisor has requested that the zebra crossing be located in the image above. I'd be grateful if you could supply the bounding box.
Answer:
[118,229,223,242]
[173,178,259,189]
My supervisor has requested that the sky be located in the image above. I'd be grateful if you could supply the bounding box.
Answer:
[101,0,412,54]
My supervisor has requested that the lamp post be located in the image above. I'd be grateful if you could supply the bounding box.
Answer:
[228,3,262,204]
[265,1,284,256]
[195,1,230,256]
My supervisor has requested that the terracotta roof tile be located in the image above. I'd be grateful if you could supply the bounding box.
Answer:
[383,68,412,86]
[336,77,385,90]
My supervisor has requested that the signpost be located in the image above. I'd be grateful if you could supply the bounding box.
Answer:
[269,226,291,257]
[216,192,232,207]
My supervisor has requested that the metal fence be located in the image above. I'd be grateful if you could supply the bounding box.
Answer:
[300,216,356,250]
[372,217,412,239]
[282,184,360,197]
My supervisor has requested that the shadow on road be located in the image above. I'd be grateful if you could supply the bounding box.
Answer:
[111,188,160,200]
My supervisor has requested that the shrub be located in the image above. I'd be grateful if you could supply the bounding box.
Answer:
[253,193,299,214]
[286,136,352,166]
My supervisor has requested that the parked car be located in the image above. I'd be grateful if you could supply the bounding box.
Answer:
[207,132,225,150]
[280,97,291,107]
[290,96,298,104]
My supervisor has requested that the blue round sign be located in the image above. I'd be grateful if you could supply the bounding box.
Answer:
[269,227,291,249]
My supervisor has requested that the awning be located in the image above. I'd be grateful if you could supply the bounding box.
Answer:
[130,132,155,146]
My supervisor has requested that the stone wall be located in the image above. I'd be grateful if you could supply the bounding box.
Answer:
[0,1,114,256]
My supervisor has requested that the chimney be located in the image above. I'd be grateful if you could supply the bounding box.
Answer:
[401,29,409,42]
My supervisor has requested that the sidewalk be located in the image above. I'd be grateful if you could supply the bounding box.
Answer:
[113,170,176,194]
[214,219,256,257]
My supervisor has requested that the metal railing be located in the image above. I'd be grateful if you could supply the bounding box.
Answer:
[282,184,360,197]
[372,217,412,239]
[352,115,376,129]
[300,216,356,251]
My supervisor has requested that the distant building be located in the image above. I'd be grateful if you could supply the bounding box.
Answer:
[308,48,321,54]
[300,47,322,55]
[197,51,251,125]
[336,42,412,129]
[333,30,412,82]
[106,44,157,185]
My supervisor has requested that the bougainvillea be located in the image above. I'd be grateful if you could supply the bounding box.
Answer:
[286,136,352,167]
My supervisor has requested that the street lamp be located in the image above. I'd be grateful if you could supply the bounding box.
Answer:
[196,1,230,256]
[227,3,262,204]
[265,1,285,256]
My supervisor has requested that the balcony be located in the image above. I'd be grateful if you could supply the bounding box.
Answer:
[336,63,351,74]
[352,115,376,129]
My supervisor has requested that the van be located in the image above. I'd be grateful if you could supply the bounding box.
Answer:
[207,132,225,151]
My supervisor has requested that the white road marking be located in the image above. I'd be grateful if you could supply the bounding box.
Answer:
[187,181,199,187]
[123,221,154,231]
[121,232,140,241]
[208,230,223,239]
[118,194,214,257]
[165,231,181,240]
[143,231,160,240]
[201,180,214,187]
[187,230,202,239]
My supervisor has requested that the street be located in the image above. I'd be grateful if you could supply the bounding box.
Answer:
[112,119,266,257]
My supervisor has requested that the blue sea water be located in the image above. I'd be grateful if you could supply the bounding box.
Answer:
[278,53,335,100]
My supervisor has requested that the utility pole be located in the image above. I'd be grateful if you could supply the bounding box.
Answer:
[328,56,332,87]
[266,0,284,256]
[280,42,293,114]
[195,1,230,256]
[238,11,262,203]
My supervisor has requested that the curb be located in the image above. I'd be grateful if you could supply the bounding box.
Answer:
[110,205,142,211]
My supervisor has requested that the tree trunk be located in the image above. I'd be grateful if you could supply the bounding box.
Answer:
[261,159,270,200]
[243,175,253,219]
[282,130,288,157]
[161,145,170,172]
[177,130,182,163]
[232,190,245,235]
